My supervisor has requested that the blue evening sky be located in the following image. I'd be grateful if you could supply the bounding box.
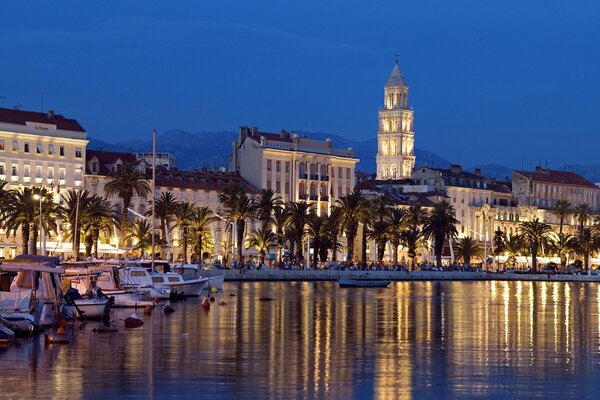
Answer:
[2,1,599,167]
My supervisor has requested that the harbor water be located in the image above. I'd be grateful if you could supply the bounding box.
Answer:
[1,280,599,399]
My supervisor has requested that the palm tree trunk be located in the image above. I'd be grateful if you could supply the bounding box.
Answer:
[531,244,538,272]
[21,225,29,255]
[361,224,367,263]
[164,220,171,261]
[332,233,338,262]
[182,227,188,264]
[237,219,245,263]
[392,239,399,265]
[377,242,385,264]
[559,217,564,234]
[93,227,100,258]
[347,232,355,263]
[434,235,443,268]
[198,233,204,263]
[31,224,38,256]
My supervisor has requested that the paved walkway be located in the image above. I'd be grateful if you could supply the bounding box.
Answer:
[198,269,600,283]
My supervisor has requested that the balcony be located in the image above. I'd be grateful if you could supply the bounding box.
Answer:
[299,172,308,179]
[321,196,329,201]
[310,174,319,180]
[320,175,329,181]
[299,194,308,200]
[310,195,318,201]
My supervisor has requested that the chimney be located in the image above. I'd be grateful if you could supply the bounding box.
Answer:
[474,168,481,176]
[450,164,461,174]
[47,109,55,118]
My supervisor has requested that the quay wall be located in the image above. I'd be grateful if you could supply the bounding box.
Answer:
[199,269,600,283]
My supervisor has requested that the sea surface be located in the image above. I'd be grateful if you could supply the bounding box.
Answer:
[1,281,600,399]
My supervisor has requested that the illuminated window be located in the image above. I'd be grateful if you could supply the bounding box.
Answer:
[23,165,30,177]
[35,166,42,178]
[75,147,82,158]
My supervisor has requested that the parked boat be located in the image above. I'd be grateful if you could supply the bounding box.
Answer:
[0,256,65,333]
[63,263,154,308]
[150,273,208,297]
[117,266,171,300]
[338,279,391,288]
[0,320,15,345]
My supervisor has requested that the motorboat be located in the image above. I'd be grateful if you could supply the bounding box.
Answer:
[63,287,110,320]
[117,266,171,300]
[63,262,154,308]
[338,279,391,288]
[0,256,65,333]
[176,264,225,291]
[150,273,208,297]
[0,319,15,345]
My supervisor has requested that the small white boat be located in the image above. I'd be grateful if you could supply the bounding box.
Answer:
[68,298,110,319]
[118,266,171,300]
[338,279,391,288]
[150,273,208,297]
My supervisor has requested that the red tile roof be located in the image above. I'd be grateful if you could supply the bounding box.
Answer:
[514,169,598,189]
[155,170,258,193]
[0,107,85,132]
[87,149,137,165]
[248,132,293,143]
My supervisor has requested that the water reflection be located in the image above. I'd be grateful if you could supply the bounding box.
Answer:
[1,281,600,399]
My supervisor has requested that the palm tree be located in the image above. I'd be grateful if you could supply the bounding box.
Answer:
[305,211,328,267]
[367,220,389,265]
[370,195,393,222]
[573,203,592,233]
[551,232,575,270]
[190,206,218,263]
[387,208,407,265]
[492,229,506,269]
[551,200,572,234]
[82,195,116,258]
[219,182,256,263]
[254,189,282,229]
[174,201,196,263]
[271,206,289,264]
[325,207,343,262]
[519,218,552,272]
[3,187,36,254]
[573,227,600,272]
[422,201,459,268]
[335,189,367,263]
[454,236,483,265]
[152,192,179,260]
[400,227,423,270]
[104,163,151,237]
[405,205,428,229]
[125,219,164,258]
[62,189,94,259]
[246,227,276,265]
[505,234,525,269]
[285,201,312,262]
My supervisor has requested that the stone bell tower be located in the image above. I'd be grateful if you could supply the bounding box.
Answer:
[375,59,415,180]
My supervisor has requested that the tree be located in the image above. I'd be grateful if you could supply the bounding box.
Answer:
[454,236,483,265]
[492,229,506,269]
[152,192,179,260]
[400,227,423,270]
[551,200,572,234]
[190,206,218,263]
[271,206,289,264]
[305,211,327,267]
[386,208,407,265]
[125,219,164,258]
[246,227,276,265]
[551,232,575,270]
[405,205,428,229]
[81,195,117,258]
[4,187,36,255]
[285,201,312,262]
[422,201,459,268]
[573,227,600,272]
[573,203,592,233]
[62,189,93,259]
[335,189,368,263]
[104,163,150,238]
[367,220,389,265]
[519,218,552,272]
[219,182,256,263]
[505,234,525,269]
[254,189,282,229]
[174,201,196,263]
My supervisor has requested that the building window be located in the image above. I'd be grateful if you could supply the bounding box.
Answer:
[11,165,17,176]
[36,143,43,154]
[0,140,4,151]
[267,159,272,172]
[0,164,4,175]
[12,140,19,151]
[275,161,281,173]
[285,162,290,173]
[92,162,99,173]
[59,168,65,180]
[59,146,65,157]
[47,167,54,179]
[285,182,290,195]
[24,165,30,177]
[75,147,82,158]
[35,166,42,178]
[48,144,55,155]
[24,143,30,153]
[276,181,281,193]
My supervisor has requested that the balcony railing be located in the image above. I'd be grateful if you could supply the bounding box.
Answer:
[299,172,308,179]
[310,174,319,180]
[299,193,308,200]
[320,175,329,181]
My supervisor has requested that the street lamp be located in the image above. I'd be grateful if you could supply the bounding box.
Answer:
[33,193,44,255]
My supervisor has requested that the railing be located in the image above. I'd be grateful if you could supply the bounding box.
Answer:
[299,173,308,179]
[320,175,329,181]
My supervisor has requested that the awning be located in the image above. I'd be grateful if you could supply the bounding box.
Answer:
[44,241,126,254]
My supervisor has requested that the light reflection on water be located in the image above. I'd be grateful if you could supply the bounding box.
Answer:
[1,281,600,399]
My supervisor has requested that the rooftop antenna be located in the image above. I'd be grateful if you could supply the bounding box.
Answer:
[394,51,400,64]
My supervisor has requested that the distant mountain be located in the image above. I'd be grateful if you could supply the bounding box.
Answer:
[89,129,452,173]
[87,129,600,184]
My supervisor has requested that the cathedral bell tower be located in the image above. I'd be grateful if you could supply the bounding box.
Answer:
[375,59,415,180]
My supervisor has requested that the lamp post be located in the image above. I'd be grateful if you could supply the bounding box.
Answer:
[33,193,44,255]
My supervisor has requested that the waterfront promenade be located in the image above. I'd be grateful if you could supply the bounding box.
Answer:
[201,268,600,283]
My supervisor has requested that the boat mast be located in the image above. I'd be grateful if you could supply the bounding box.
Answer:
[151,129,156,272]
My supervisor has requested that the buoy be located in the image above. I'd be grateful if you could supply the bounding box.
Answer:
[201,297,211,310]
[56,326,66,335]
[125,313,144,329]
[218,301,227,306]
[45,334,70,344]
[164,305,175,314]
[210,287,218,294]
